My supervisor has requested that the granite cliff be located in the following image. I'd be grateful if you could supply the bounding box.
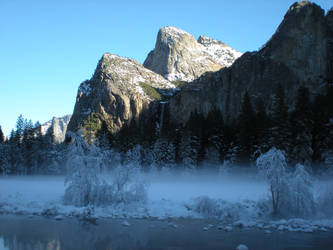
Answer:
[169,1,333,125]
[143,26,241,82]
[67,53,176,135]
[41,115,72,143]
[67,1,333,141]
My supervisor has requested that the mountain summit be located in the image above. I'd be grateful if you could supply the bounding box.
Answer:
[169,1,333,125]
[143,26,241,82]
[67,53,175,135]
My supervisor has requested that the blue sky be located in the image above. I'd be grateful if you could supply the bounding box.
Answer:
[0,0,332,136]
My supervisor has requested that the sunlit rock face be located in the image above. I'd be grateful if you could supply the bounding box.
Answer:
[41,115,71,143]
[169,1,333,125]
[68,2,333,138]
[143,26,242,82]
[67,53,175,135]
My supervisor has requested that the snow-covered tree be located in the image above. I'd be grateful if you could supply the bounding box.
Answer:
[152,138,176,169]
[256,148,288,214]
[123,144,142,166]
[63,132,147,207]
[257,148,316,217]
[290,164,315,217]
[63,132,103,206]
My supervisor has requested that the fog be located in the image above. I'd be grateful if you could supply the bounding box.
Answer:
[144,169,268,203]
[0,166,332,222]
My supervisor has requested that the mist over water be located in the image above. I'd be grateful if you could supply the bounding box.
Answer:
[0,165,332,220]
[143,168,268,203]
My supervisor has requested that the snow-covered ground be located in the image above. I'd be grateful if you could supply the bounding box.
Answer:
[0,169,333,233]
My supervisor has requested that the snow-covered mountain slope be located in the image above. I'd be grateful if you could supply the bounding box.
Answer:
[143,26,242,82]
[41,115,71,143]
[197,35,242,67]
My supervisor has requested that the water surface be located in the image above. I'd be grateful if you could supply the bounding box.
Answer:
[0,215,332,250]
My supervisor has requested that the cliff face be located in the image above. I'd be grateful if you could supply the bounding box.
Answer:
[41,115,72,143]
[169,1,333,125]
[143,26,241,82]
[67,2,333,141]
[67,53,175,134]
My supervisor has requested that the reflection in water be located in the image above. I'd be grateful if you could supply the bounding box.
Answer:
[0,238,9,250]
[0,215,333,250]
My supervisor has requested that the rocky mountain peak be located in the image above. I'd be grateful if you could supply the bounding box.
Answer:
[168,1,332,125]
[288,1,315,13]
[68,53,175,135]
[160,26,193,40]
[197,35,226,46]
[260,0,327,87]
[143,26,241,82]
[41,115,72,143]
[92,53,175,97]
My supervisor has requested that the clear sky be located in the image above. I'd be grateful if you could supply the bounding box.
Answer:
[0,0,332,136]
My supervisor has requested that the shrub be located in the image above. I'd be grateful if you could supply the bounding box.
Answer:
[172,80,187,87]
[139,82,162,100]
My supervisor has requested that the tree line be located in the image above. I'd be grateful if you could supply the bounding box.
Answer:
[0,115,66,175]
[90,83,333,170]
[1,83,332,174]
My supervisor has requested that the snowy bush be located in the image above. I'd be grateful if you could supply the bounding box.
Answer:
[191,196,219,217]
[317,182,333,217]
[189,196,263,222]
[111,164,147,203]
[290,164,315,217]
[123,145,142,166]
[63,133,147,207]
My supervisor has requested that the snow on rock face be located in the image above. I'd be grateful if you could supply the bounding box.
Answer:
[41,115,72,143]
[68,53,176,135]
[197,35,243,67]
[143,26,242,82]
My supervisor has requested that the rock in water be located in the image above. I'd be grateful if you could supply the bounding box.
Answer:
[143,26,241,82]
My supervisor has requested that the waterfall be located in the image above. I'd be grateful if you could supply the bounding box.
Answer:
[158,102,167,135]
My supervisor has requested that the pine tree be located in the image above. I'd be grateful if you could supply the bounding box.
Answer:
[96,121,112,149]
[23,119,35,173]
[0,126,4,143]
[269,84,291,154]
[81,113,101,145]
[253,98,271,157]
[185,110,205,166]
[312,85,333,167]
[238,91,256,163]
[290,86,313,165]
[205,107,225,160]
[311,94,328,164]
[15,114,25,143]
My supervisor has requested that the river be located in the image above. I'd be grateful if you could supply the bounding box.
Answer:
[0,215,332,250]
